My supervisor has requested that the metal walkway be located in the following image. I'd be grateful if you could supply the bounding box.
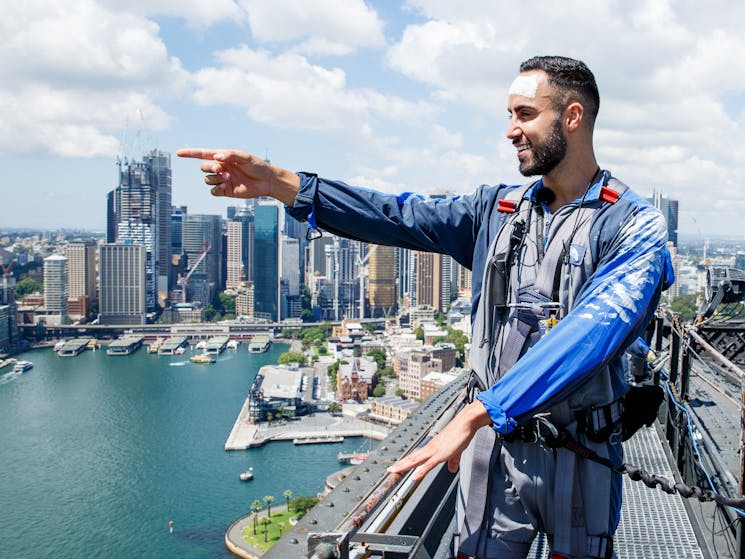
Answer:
[529,424,705,558]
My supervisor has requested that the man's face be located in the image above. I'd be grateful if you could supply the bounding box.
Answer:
[506,71,567,177]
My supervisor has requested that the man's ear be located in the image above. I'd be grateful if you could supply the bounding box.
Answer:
[565,101,584,132]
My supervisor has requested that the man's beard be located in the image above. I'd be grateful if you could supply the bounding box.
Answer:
[519,116,567,177]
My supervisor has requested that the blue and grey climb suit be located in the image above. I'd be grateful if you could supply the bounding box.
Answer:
[287,170,672,558]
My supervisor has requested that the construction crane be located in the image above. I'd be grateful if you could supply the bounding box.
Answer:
[177,243,210,303]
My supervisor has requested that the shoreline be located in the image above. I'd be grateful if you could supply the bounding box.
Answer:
[225,401,389,450]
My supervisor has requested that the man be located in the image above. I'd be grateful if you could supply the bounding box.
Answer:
[179,56,671,559]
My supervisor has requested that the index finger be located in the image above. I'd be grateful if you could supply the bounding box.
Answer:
[176,148,224,160]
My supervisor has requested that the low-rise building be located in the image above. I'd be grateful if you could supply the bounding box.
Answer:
[369,396,419,425]
[420,371,460,401]
[337,356,378,402]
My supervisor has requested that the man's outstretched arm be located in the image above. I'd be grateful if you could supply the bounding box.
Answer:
[387,400,492,482]
[176,148,300,206]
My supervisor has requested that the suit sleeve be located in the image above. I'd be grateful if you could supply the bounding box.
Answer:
[476,205,670,433]
[286,172,487,269]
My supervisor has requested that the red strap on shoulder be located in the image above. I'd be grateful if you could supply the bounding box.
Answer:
[498,199,516,213]
[600,186,620,204]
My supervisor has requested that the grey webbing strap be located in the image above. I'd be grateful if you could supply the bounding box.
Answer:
[458,426,500,558]
[533,177,629,303]
[497,315,537,376]
[552,403,575,555]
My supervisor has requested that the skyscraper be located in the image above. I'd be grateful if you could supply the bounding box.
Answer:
[43,254,68,325]
[415,251,452,313]
[99,244,146,325]
[0,261,21,355]
[281,236,301,320]
[648,190,679,248]
[65,240,97,321]
[182,214,223,305]
[368,245,396,317]
[65,241,97,301]
[143,149,173,295]
[253,201,280,321]
[109,151,173,310]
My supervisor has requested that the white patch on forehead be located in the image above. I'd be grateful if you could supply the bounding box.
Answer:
[508,75,539,99]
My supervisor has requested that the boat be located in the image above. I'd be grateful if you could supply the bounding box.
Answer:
[174,347,186,355]
[194,340,207,350]
[293,436,344,445]
[13,360,33,373]
[227,340,239,350]
[190,353,216,364]
[54,340,66,352]
[239,468,254,481]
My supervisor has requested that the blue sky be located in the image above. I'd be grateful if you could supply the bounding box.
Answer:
[1,0,744,238]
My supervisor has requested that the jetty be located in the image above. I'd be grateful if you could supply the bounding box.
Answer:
[248,334,271,353]
[57,339,90,357]
[224,399,389,450]
[204,335,230,355]
[158,336,188,355]
[106,335,144,356]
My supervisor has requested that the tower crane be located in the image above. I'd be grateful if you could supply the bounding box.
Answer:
[177,243,210,304]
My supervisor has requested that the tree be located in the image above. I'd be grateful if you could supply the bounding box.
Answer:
[14,278,43,298]
[290,496,320,515]
[670,293,700,321]
[263,495,275,517]
[251,500,262,535]
[366,348,387,370]
[373,383,386,398]
[283,489,293,510]
[259,516,271,542]
[278,351,307,366]
[414,326,424,340]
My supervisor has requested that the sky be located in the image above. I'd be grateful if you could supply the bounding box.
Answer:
[1,0,744,238]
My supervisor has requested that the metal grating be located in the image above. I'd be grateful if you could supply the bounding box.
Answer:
[530,425,704,559]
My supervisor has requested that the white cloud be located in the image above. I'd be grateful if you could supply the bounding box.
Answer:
[239,0,385,54]
[98,0,245,28]
[192,46,434,130]
[0,0,186,157]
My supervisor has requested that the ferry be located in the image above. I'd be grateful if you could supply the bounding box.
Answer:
[190,353,216,364]
[227,340,239,350]
[293,436,344,445]
[13,360,33,373]
[338,452,369,465]
[239,468,254,481]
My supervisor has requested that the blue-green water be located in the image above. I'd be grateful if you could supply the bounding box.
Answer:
[0,344,363,558]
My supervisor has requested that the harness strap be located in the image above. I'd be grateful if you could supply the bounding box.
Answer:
[458,426,501,558]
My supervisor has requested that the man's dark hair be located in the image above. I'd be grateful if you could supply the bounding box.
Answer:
[519,56,600,126]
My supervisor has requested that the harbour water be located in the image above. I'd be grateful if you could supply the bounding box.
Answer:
[0,342,367,558]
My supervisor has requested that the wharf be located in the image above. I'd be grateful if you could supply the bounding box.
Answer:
[57,339,90,357]
[158,336,188,355]
[224,398,389,450]
[106,335,144,356]
[248,334,271,353]
[204,335,230,355]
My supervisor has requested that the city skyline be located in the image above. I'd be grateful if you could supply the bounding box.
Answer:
[1,1,744,238]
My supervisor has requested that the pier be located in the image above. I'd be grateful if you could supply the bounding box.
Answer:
[204,335,230,355]
[224,398,389,450]
[57,338,90,357]
[106,336,144,356]
[157,336,188,355]
[248,334,271,353]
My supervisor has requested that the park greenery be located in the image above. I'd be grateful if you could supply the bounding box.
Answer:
[241,494,320,552]
[277,351,307,366]
[14,278,43,298]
